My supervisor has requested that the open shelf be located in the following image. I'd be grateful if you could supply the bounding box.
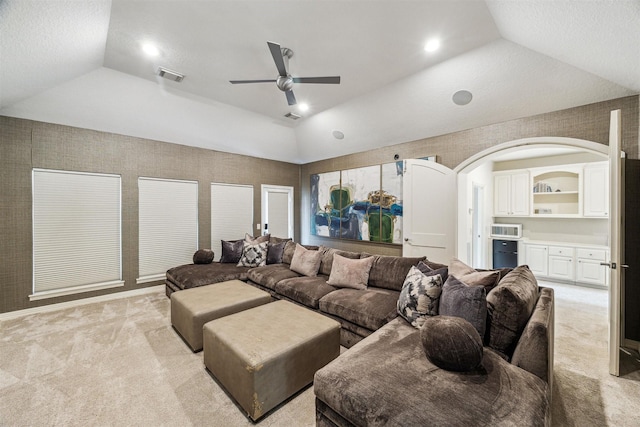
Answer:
[532,169,580,216]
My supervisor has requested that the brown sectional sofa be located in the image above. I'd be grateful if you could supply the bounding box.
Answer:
[165,239,554,425]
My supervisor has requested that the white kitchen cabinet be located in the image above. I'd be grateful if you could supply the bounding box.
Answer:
[494,171,530,216]
[523,242,608,287]
[524,244,548,276]
[583,162,609,217]
[547,246,575,281]
[576,248,609,286]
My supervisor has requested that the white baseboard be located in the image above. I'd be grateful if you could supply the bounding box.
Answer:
[0,285,164,321]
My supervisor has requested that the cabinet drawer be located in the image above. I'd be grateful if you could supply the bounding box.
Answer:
[576,248,607,261]
[548,246,574,257]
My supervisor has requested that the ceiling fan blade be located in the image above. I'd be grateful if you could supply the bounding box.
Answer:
[229,79,277,84]
[285,90,297,106]
[268,41,288,77]
[292,76,341,84]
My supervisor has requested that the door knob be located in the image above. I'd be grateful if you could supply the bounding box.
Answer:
[404,238,409,242]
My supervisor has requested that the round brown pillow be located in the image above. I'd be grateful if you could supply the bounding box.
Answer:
[193,249,214,264]
[420,315,483,372]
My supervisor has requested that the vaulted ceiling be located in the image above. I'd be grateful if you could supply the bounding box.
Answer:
[1,0,638,164]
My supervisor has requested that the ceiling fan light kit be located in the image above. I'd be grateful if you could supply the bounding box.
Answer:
[230,41,341,107]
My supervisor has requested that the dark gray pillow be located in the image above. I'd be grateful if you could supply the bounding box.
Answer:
[486,265,539,356]
[416,261,449,283]
[220,240,243,263]
[266,241,287,264]
[420,315,483,372]
[439,275,487,338]
[193,249,214,264]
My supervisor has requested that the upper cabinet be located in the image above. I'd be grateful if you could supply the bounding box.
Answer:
[531,167,581,217]
[583,162,609,217]
[494,171,530,217]
[493,162,608,219]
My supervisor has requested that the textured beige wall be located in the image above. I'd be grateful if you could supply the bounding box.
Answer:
[301,96,639,255]
[0,117,300,314]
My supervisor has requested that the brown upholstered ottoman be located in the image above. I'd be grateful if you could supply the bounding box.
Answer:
[203,300,340,421]
[171,279,272,352]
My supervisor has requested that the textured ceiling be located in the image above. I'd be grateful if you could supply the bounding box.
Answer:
[1,0,637,164]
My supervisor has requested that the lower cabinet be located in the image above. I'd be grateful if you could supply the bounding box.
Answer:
[576,248,609,286]
[524,243,608,287]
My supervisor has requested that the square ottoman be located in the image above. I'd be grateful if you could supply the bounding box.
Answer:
[171,279,272,352]
[203,300,340,421]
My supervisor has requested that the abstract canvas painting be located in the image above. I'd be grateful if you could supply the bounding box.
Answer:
[311,162,404,243]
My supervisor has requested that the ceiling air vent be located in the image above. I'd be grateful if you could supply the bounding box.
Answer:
[157,67,185,82]
[284,112,301,120]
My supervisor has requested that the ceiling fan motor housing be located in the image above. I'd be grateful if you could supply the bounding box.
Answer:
[277,75,294,92]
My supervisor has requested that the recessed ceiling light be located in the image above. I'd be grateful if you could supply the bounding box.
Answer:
[142,42,159,57]
[332,130,345,140]
[298,103,309,112]
[452,90,473,106]
[424,38,440,53]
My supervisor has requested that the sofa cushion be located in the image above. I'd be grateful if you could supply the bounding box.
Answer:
[420,315,483,372]
[166,263,250,290]
[314,317,550,427]
[319,287,399,331]
[290,244,323,276]
[439,275,488,338]
[275,275,337,309]
[326,254,375,290]
[365,255,426,291]
[236,240,268,268]
[193,249,214,264]
[449,257,501,292]
[266,241,287,265]
[220,240,243,263]
[319,247,362,276]
[397,266,443,328]
[486,265,539,356]
[247,264,301,290]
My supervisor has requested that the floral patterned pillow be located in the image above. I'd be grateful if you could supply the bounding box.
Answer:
[397,266,443,328]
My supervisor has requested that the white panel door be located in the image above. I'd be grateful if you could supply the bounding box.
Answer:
[511,172,530,215]
[402,159,455,264]
[525,244,548,277]
[607,109,624,376]
[261,184,294,239]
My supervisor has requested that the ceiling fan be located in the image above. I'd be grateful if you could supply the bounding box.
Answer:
[230,41,341,106]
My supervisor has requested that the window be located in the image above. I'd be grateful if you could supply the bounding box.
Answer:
[138,178,198,283]
[211,183,253,260]
[32,169,123,300]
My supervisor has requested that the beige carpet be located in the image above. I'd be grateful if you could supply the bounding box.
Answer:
[1,283,639,426]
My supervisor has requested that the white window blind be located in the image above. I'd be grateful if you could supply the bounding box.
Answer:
[32,169,123,300]
[138,178,198,284]
[211,183,253,261]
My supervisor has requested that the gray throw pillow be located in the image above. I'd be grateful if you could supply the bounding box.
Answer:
[416,260,449,283]
[439,275,488,338]
[289,244,323,276]
[420,315,483,372]
[193,249,214,264]
[266,241,287,264]
[397,266,443,328]
[486,265,539,356]
[326,254,375,290]
[245,233,270,244]
[220,240,243,263]
[236,241,268,268]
